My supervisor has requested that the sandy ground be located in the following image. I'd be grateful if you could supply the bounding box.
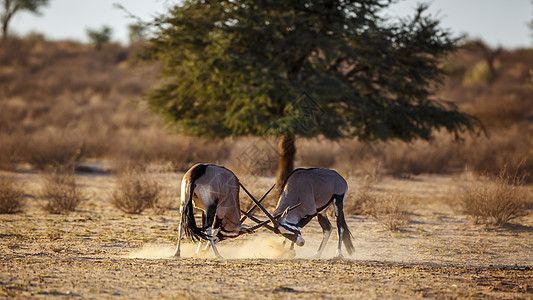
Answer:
[1,170,532,299]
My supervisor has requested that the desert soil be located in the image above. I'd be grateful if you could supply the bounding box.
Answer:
[1,169,532,299]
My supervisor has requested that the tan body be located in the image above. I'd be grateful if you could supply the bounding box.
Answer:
[273,168,354,258]
[174,164,247,259]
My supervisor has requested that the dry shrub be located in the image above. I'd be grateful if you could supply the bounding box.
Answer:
[227,137,279,177]
[152,187,174,215]
[295,136,459,178]
[460,130,533,183]
[112,170,161,214]
[0,134,20,171]
[383,140,455,178]
[26,130,85,172]
[41,172,85,214]
[3,37,533,186]
[0,179,25,213]
[296,138,337,168]
[345,170,381,215]
[459,171,532,226]
[369,194,410,231]
[112,128,231,172]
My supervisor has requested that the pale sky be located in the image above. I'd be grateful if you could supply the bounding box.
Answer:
[9,0,533,49]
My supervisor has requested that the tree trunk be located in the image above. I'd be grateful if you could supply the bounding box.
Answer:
[2,17,9,40]
[2,10,14,40]
[276,134,296,189]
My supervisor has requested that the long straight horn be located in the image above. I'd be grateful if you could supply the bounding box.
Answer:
[240,184,275,223]
[239,183,280,228]
[240,210,276,232]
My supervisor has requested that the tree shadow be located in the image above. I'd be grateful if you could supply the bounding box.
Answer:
[483,223,533,233]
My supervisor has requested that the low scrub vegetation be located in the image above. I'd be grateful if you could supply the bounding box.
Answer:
[369,194,411,231]
[0,38,531,182]
[344,174,410,231]
[41,172,85,214]
[345,171,381,215]
[459,171,532,226]
[0,178,25,214]
[112,170,161,214]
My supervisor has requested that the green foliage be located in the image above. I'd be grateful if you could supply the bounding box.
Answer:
[1,0,50,38]
[143,0,478,142]
[86,25,113,50]
[463,60,500,85]
[128,22,147,44]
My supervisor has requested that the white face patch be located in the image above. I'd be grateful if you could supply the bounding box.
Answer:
[279,222,300,232]
[278,222,304,246]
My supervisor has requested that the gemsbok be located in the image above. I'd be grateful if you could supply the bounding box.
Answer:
[174,163,271,259]
[241,168,355,258]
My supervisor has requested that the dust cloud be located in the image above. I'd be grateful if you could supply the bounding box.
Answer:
[126,232,345,260]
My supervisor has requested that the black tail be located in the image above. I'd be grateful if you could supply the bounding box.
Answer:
[335,194,355,255]
[339,213,355,255]
[181,165,209,241]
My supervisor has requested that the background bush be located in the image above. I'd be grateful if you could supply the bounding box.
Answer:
[0,38,531,181]
[41,172,85,214]
[368,194,411,232]
[0,178,25,214]
[112,170,161,214]
[459,171,532,226]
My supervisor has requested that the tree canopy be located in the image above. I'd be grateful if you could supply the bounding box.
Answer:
[143,0,479,183]
[1,0,49,39]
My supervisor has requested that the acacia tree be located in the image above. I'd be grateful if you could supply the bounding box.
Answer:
[86,25,112,50]
[143,0,479,187]
[1,0,49,39]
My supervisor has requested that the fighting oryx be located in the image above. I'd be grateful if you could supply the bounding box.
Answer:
[241,168,354,258]
[174,163,272,259]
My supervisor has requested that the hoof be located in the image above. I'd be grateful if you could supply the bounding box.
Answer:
[287,249,296,259]
[311,253,321,259]
[333,251,344,260]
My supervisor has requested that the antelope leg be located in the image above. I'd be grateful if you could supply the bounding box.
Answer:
[206,227,223,259]
[195,241,204,256]
[204,203,223,259]
[312,213,332,259]
[173,219,183,257]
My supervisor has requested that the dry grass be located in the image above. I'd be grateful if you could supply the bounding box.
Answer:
[345,170,381,215]
[0,178,25,214]
[460,129,533,183]
[0,37,532,182]
[41,172,85,214]
[112,170,161,214]
[459,171,532,226]
[368,194,410,231]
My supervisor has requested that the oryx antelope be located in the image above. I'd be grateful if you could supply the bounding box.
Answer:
[242,168,354,258]
[174,163,252,259]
